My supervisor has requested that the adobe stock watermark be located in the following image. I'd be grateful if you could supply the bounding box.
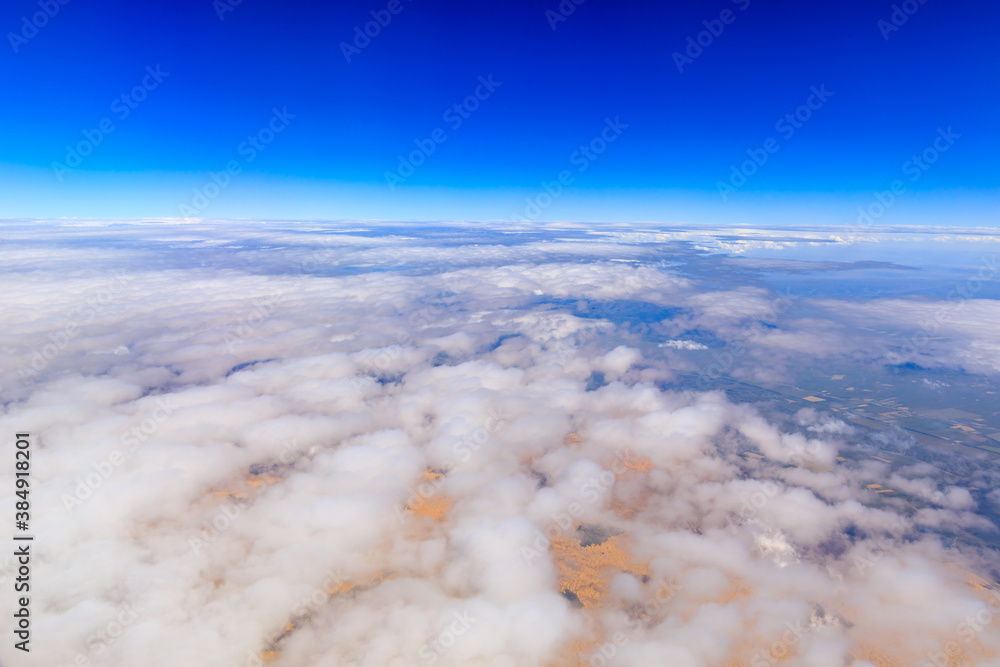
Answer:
[394,408,508,523]
[692,288,798,387]
[61,395,178,511]
[728,480,782,532]
[411,609,478,666]
[222,287,290,353]
[7,0,71,54]
[223,251,347,353]
[385,75,502,191]
[54,601,144,667]
[887,254,997,366]
[856,427,914,458]
[920,589,1000,667]
[230,648,271,667]
[545,0,587,31]
[672,0,751,73]
[717,85,833,201]
[548,270,651,372]
[877,0,929,41]
[288,567,349,620]
[852,522,908,576]
[52,66,170,182]
[228,566,351,667]
[340,0,414,63]
[214,0,246,21]
[511,116,628,222]
[853,126,959,231]
[17,270,132,381]
[348,280,468,389]
[585,577,683,667]
[521,446,642,565]
[190,500,243,555]
[748,612,816,667]
[179,107,295,216]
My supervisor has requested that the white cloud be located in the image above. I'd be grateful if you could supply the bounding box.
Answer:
[0,221,997,666]
[658,340,707,350]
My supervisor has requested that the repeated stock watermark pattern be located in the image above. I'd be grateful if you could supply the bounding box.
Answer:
[394,408,508,524]
[728,479,782,532]
[851,520,908,576]
[214,0,246,21]
[852,127,959,231]
[545,0,587,31]
[548,268,650,371]
[521,446,642,565]
[886,253,998,366]
[877,0,930,41]
[843,516,1000,667]
[222,287,292,354]
[690,288,798,390]
[201,440,352,665]
[287,567,349,620]
[410,608,478,665]
[54,600,144,667]
[582,576,682,667]
[511,117,628,222]
[855,426,914,460]
[61,395,178,510]
[230,567,350,667]
[671,0,751,73]
[206,433,457,664]
[747,610,829,667]
[544,262,682,374]
[385,75,503,191]
[349,271,469,387]
[717,85,834,201]
[340,0,413,63]
[189,499,243,555]
[919,588,1000,667]
[15,270,132,384]
[179,107,295,216]
[52,66,170,182]
[6,0,71,53]
[222,235,359,352]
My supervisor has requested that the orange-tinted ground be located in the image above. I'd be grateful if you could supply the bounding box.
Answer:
[227,439,999,666]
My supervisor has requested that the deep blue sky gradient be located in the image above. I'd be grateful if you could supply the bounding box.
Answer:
[1,0,997,223]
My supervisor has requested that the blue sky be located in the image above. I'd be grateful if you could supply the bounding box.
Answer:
[1,0,997,224]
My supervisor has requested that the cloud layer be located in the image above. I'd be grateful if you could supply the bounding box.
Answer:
[0,220,998,667]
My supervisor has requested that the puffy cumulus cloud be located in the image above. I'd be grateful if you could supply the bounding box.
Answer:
[0,221,998,667]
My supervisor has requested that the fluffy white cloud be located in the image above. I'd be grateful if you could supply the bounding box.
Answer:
[0,221,997,667]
